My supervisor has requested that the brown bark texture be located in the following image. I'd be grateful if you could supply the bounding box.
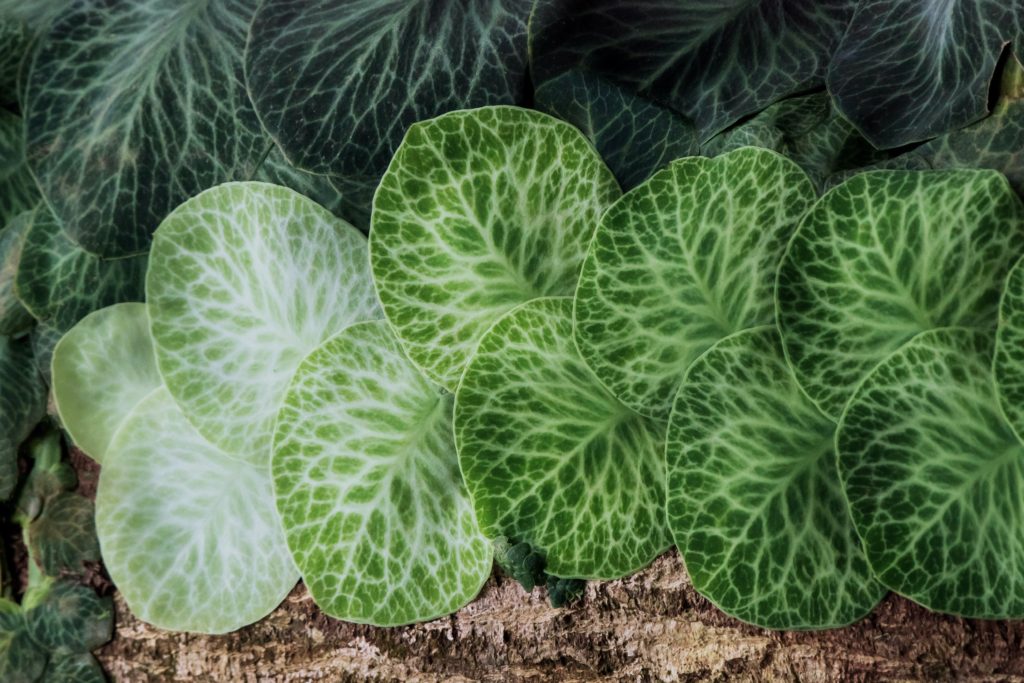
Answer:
[95,551,1024,683]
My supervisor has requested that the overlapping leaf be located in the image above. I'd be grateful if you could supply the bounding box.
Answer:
[96,387,298,634]
[838,328,1024,618]
[455,297,667,579]
[0,210,33,336]
[776,169,1024,418]
[25,0,266,256]
[829,0,1023,148]
[52,304,160,462]
[371,106,619,390]
[273,321,491,625]
[245,0,531,220]
[667,326,883,629]
[147,182,380,460]
[530,0,857,140]
[575,148,815,418]
[0,110,39,227]
[0,335,45,499]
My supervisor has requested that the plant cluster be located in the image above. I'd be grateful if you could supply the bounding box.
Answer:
[0,0,1023,669]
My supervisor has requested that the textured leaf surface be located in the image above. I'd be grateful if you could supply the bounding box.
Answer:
[534,69,698,190]
[455,297,667,579]
[96,387,298,634]
[667,327,883,629]
[251,146,348,221]
[0,600,45,683]
[40,653,105,683]
[0,110,39,227]
[29,319,60,385]
[995,257,1024,440]
[15,206,147,332]
[0,209,34,336]
[371,106,619,390]
[838,328,1024,618]
[0,335,45,499]
[24,578,112,653]
[147,182,380,461]
[530,0,857,140]
[246,0,530,215]
[575,148,815,418]
[25,0,266,256]
[273,320,491,625]
[776,169,1024,419]
[829,0,1022,148]
[27,494,99,577]
[52,303,160,462]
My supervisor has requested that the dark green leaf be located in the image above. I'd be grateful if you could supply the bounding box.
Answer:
[530,0,857,141]
[0,210,34,336]
[25,0,266,256]
[0,110,40,227]
[41,653,105,683]
[28,494,99,577]
[828,0,1022,148]
[535,69,698,190]
[29,319,61,385]
[15,206,147,332]
[0,335,46,500]
[24,578,112,653]
[245,0,531,220]
[0,599,46,683]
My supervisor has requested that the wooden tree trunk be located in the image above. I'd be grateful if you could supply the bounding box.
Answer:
[95,551,1024,682]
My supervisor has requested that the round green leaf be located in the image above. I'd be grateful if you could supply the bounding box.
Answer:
[776,169,1024,419]
[15,205,147,332]
[27,493,100,577]
[530,0,857,141]
[837,328,1024,618]
[0,601,45,683]
[40,654,105,683]
[52,303,160,462]
[0,209,34,336]
[25,0,267,256]
[273,320,491,625]
[147,182,380,461]
[96,387,298,634]
[455,297,667,579]
[245,0,530,204]
[667,326,884,630]
[575,148,816,419]
[24,579,111,653]
[829,0,1022,149]
[371,106,620,390]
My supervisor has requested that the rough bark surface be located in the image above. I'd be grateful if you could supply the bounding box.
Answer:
[95,551,1024,683]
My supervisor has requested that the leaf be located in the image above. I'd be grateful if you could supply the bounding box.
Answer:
[251,146,350,223]
[15,205,147,332]
[776,169,1024,419]
[575,148,816,419]
[25,0,267,257]
[0,210,34,336]
[828,0,1022,148]
[667,326,884,629]
[530,0,857,141]
[23,577,112,653]
[0,335,46,500]
[0,599,46,683]
[27,494,100,577]
[455,297,668,579]
[703,93,891,190]
[52,303,160,462]
[272,320,491,626]
[371,106,620,390]
[909,55,1024,197]
[837,328,1024,618]
[29,319,61,385]
[147,182,380,461]
[40,653,105,683]
[534,69,699,190]
[96,387,298,634]
[245,0,531,219]
[0,110,40,227]
[994,256,1024,440]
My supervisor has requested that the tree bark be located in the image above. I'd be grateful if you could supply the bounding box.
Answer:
[95,551,1024,682]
